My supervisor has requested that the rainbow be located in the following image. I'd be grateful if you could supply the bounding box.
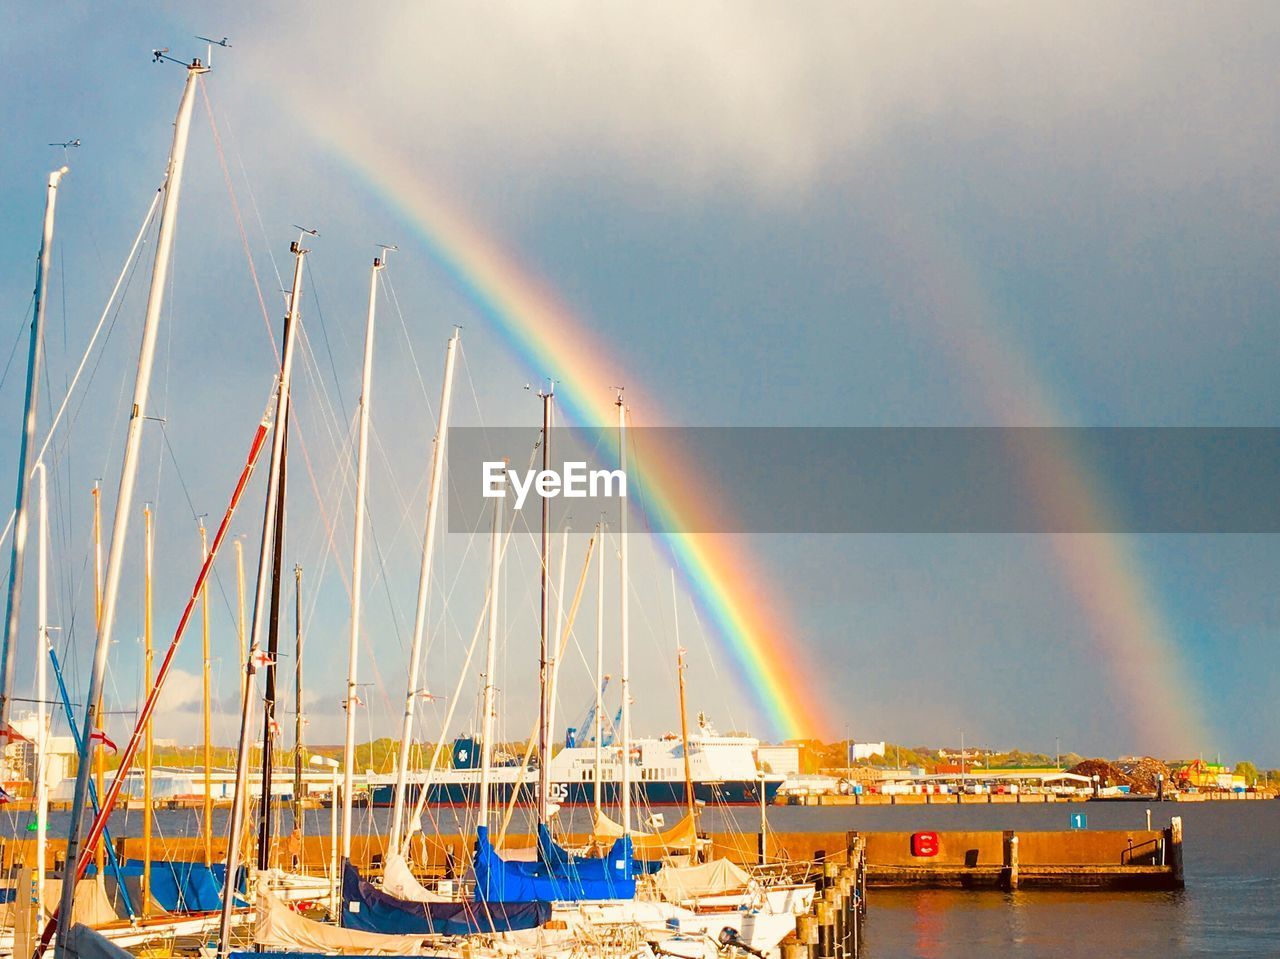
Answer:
[875,205,1212,755]
[288,122,825,740]
[281,109,1211,755]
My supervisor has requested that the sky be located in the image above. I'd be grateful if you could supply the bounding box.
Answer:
[1,2,1278,766]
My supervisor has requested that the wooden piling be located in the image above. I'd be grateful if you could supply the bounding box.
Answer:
[1168,816,1184,886]
[1001,830,1020,890]
[815,900,835,959]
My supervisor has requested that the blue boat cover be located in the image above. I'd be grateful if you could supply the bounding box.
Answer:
[340,861,550,935]
[87,860,244,912]
[472,824,636,902]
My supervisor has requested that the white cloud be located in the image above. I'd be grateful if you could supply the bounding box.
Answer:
[249,2,1280,197]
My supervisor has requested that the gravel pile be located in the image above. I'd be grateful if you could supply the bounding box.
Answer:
[1116,757,1172,793]
[1067,758,1136,789]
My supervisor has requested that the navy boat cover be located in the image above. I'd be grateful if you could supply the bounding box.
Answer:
[341,861,551,935]
[472,824,636,902]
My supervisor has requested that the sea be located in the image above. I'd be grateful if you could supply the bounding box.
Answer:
[5,799,1276,957]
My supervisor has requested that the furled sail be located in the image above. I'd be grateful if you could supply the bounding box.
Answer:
[592,811,697,853]
[380,853,451,903]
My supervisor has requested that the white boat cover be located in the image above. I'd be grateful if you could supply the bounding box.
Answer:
[593,811,697,852]
[255,885,427,955]
[653,859,751,901]
[10,869,121,959]
[61,923,134,959]
[380,853,450,902]
[43,877,123,926]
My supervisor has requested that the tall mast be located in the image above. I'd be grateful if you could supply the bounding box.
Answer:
[217,239,307,959]
[478,476,504,830]
[201,520,213,866]
[0,166,67,736]
[594,520,604,817]
[544,532,569,772]
[235,539,246,705]
[389,329,458,853]
[674,574,696,859]
[256,412,288,871]
[57,63,205,946]
[91,484,105,884]
[142,506,154,916]
[34,462,48,923]
[617,390,631,835]
[537,388,553,826]
[293,564,303,837]
[341,255,382,861]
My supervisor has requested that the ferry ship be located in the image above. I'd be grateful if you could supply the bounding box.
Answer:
[366,717,783,808]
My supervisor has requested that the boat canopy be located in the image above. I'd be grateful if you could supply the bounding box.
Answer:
[473,824,636,902]
[255,883,428,955]
[60,924,133,959]
[342,861,550,935]
[653,859,751,901]
[90,859,242,914]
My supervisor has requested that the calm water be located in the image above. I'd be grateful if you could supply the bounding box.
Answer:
[6,800,1275,957]
[739,802,1280,959]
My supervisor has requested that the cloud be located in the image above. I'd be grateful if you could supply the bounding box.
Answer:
[252,2,1280,198]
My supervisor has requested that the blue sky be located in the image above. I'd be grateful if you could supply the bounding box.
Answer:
[1,3,1278,764]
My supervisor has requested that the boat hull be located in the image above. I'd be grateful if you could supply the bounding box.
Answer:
[365,778,781,808]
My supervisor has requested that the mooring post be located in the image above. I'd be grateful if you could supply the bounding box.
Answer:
[858,837,868,917]
[1169,816,1184,886]
[841,872,855,956]
[797,913,818,953]
[828,887,843,958]
[1002,831,1019,890]
[816,900,834,959]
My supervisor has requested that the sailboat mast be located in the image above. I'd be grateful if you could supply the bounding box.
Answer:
[142,506,154,916]
[617,390,631,835]
[293,564,303,837]
[388,329,458,853]
[201,521,213,866]
[57,63,205,948]
[478,477,504,829]
[92,485,105,883]
[594,520,604,816]
[537,389,553,825]
[235,539,246,705]
[340,256,382,861]
[544,531,569,773]
[256,413,288,872]
[217,239,307,959]
[674,577,696,859]
[0,166,67,736]
[34,462,48,923]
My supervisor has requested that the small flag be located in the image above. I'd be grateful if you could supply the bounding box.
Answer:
[0,785,14,804]
[415,690,445,702]
[0,723,31,746]
[269,717,281,738]
[250,648,275,670]
[90,729,118,753]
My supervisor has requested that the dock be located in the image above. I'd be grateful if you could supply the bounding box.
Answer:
[2,820,1184,894]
